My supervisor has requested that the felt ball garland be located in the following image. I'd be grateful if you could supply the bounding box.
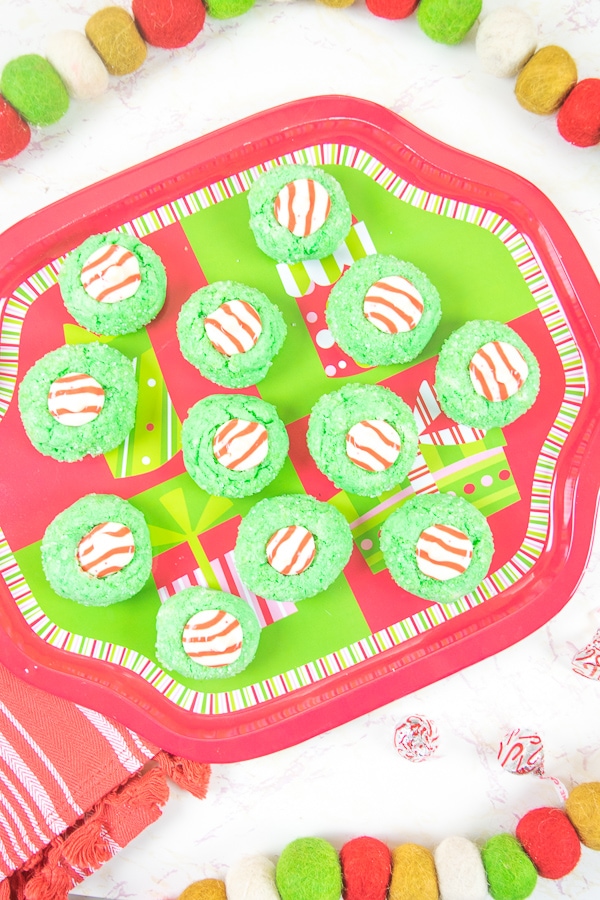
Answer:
[0,54,69,127]
[0,1,597,161]
[85,7,148,76]
[174,776,600,900]
[131,0,207,48]
[340,837,391,900]
[0,95,30,161]
[515,45,578,116]
[557,79,600,148]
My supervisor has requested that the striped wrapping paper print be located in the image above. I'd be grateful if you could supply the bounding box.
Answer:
[0,661,158,882]
[156,553,298,629]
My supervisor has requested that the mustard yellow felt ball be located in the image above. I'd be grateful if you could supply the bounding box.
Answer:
[389,844,439,900]
[85,7,147,76]
[178,879,227,900]
[316,0,356,8]
[515,45,577,115]
[566,782,600,851]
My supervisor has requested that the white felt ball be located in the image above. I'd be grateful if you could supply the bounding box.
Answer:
[226,855,280,900]
[45,30,109,100]
[434,836,488,900]
[475,7,537,78]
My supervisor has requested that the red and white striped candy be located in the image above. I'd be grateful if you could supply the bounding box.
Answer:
[273,178,331,237]
[213,419,269,471]
[80,243,141,303]
[394,714,439,763]
[181,609,243,667]
[204,300,262,357]
[267,526,316,576]
[346,419,401,472]
[573,629,600,681]
[76,522,135,578]
[469,340,528,402]
[47,373,105,426]
[364,276,424,334]
[416,523,473,581]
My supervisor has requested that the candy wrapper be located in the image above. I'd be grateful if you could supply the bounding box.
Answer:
[394,714,439,762]
[498,727,568,801]
[572,628,600,680]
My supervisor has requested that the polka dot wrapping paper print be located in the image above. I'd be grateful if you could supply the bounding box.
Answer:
[0,98,599,763]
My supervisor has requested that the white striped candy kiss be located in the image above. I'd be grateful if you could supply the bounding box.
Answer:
[469,340,528,402]
[204,300,262,357]
[273,178,331,237]
[363,276,424,334]
[76,522,135,579]
[80,243,141,303]
[47,373,105,426]
[182,609,243,667]
[213,418,268,471]
[416,524,473,582]
[266,525,316,576]
[346,419,401,472]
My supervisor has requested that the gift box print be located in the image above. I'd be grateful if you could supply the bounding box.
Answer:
[153,516,298,629]
[63,323,182,479]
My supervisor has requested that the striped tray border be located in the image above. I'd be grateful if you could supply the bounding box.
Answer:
[0,143,587,715]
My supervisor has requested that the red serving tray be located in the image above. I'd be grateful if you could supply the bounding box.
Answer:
[0,96,599,762]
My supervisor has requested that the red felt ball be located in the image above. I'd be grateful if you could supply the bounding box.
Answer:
[557,78,600,148]
[0,95,30,161]
[516,807,581,880]
[365,0,419,20]
[132,0,206,48]
[340,836,391,900]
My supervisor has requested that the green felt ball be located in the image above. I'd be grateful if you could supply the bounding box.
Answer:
[417,0,482,45]
[276,838,341,900]
[0,54,69,126]
[481,834,537,900]
[205,0,254,18]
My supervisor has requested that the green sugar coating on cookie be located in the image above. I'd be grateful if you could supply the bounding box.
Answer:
[58,231,167,336]
[379,493,494,603]
[481,834,538,900]
[307,383,418,497]
[177,281,286,388]
[206,0,254,17]
[417,0,482,45]
[435,320,540,429]
[276,838,342,900]
[326,254,442,367]
[182,393,289,498]
[0,54,69,126]
[248,164,351,264]
[41,494,152,606]
[155,586,260,680]
[234,494,353,602]
[18,342,137,462]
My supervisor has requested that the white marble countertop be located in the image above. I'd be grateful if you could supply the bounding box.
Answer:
[1,1,599,898]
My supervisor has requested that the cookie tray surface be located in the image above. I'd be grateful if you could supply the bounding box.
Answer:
[0,95,599,762]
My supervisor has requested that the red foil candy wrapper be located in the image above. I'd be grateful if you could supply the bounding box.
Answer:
[394,714,439,762]
[498,727,568,802]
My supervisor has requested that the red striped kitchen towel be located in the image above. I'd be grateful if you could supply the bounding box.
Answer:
[0,663,210,900]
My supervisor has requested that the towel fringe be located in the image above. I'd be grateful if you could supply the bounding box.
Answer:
[156,751,211,800]
[0,753,210,900]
